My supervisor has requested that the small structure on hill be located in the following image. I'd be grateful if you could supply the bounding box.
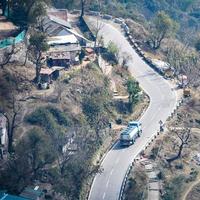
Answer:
[39,67,64,89]
[46,35,81,67]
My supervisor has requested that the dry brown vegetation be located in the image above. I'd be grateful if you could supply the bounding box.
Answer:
[145,89,200,200]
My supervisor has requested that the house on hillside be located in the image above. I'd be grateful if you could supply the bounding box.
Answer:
[41,8,93,73]
[0,114,7,159]
[46,35,81,67]
[0,192,28,200]
[43,8,88,45]
[19,186,44,200]
[38,67,64,89]
[42,14,71,32]
[0,186,44,200]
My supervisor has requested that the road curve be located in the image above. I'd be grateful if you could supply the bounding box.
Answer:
[88,18,177,200]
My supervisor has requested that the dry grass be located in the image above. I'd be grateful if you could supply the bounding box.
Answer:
[144,90,200,199]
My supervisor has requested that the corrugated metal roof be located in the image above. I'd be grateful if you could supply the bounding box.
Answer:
[0,194,28,200]
[48,44,81,52]
[48,15,71,29]
[47,35,78,45]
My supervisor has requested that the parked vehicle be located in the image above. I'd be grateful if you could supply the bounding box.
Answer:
[102,14,113,20]
[114,18,124,24]
[120,121,142,146]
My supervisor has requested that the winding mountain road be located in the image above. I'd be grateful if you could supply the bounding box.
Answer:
[87,18,177,200]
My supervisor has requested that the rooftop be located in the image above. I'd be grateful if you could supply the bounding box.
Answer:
[48,44,81,52]
[47,35,78,45]
[47,51,70,60]
[0,193,28,200]
[40,67,65,75]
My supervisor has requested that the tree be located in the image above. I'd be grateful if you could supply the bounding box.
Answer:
[103,41,119,64]
[10,0,49,28]
[0,44,20,69]
[166,128,191,164]
[126,78,141,112]
[82,87,110,140]
[29,32,49,83]
[166,40,200,86]
[149,11,179,49]
[0,94,21,153]
[80,0,89,18]
[18,128,55,179]
[121,52,132,69]
[0,127,55,193]
[93,17,104,48]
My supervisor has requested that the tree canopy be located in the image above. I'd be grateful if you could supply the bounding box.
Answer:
[149,11,179,49]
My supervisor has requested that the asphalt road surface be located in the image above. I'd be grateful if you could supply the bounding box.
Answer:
[88,18,177,200]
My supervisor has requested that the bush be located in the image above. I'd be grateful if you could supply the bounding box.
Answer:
[149,147,159,160]
[186,170,198,183]
[25,106,69,137]
[175,163,184,170]
[116,118,122,124]
[157,170,165,180]
[163,175,185,200]
[46,106,69,126]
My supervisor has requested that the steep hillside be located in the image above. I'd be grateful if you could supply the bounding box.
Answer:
[54,0,200,42]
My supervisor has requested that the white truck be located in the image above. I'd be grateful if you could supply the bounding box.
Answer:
[120,121,142,146]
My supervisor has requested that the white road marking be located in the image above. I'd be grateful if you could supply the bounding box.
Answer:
[115,157,120,164]
[103,192,106,199]
[106,179,109,187]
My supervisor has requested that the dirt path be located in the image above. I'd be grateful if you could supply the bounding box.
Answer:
[182,178,200,200]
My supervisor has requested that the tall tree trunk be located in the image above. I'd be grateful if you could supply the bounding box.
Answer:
[177,143,183,158]
[8,131,13,153]
[36,65,41,83]
[24,49,29,66]
[81,0,85,18]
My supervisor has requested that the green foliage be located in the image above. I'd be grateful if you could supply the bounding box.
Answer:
[102,41,119,65]
[29,32,49,52]
[163,175,186,200]
[149,11,179,49]
[46,106,69,126]
[82,86,110,139]
[10,0,50,27]
[0,127,55,193]
[25,106,69,137]
[126,78,141,112]
[53,155,90,199]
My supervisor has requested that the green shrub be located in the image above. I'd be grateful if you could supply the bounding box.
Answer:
[25,106,69,137]
[47,106,69,126]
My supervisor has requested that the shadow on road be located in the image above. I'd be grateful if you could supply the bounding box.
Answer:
[112,141,128,150]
